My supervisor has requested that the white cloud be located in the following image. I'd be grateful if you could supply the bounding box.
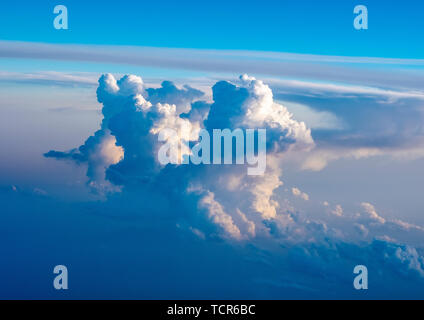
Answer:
[199,191,243,240]
[360,202,386,224]
[331,205,343,217]
[391,219,424,232]
[291,187,309,201]
[269,78,424,101]
[299,145,424,172]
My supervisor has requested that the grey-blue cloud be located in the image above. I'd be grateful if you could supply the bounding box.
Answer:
[2,40,424,91]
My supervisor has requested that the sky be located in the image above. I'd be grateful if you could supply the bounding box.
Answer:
[1,0,424,300]
[1,0,424,58]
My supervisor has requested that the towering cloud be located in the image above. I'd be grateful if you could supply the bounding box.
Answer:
[46,73,315,240]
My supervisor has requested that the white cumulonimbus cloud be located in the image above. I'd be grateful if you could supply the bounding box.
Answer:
[46,73,314,240]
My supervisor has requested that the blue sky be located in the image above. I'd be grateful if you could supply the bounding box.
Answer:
[1,0,424,58]
[1,1,424,299]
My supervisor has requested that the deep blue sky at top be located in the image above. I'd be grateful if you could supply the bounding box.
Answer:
[0,0,423,59]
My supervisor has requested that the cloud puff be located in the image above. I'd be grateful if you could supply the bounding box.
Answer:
[198,190,243,240]
[45,129,124,193]
[360,202,386,224]
[206,75,314,153]
[291,187,309,201]
[146,80,204,114]
[331,204,343,217]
